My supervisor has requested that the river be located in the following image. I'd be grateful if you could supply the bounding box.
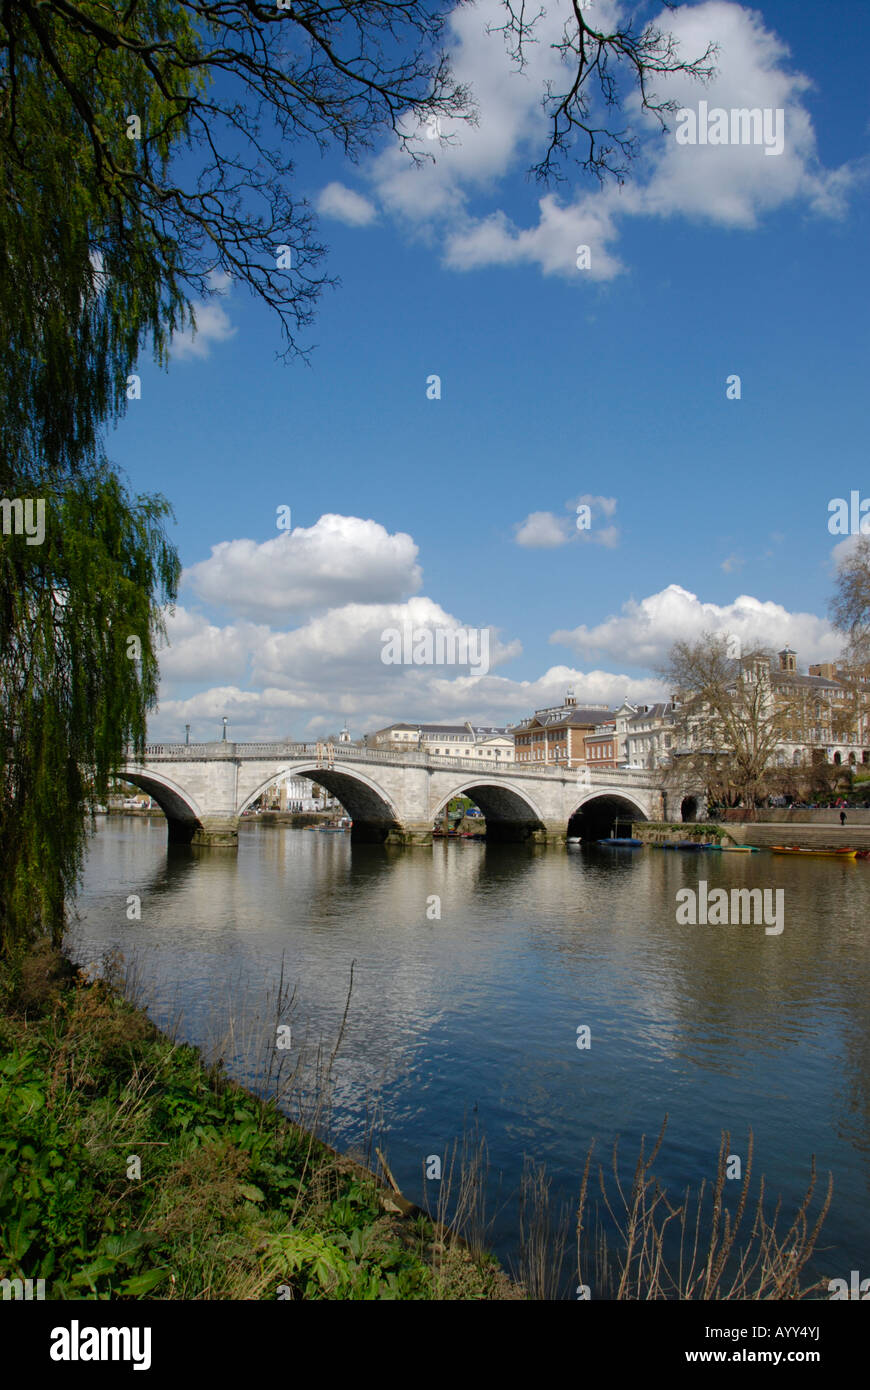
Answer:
[69,818,870,1295]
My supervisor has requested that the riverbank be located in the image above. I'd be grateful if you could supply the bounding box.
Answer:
[0,942,518,1300]
[725,822,870,850]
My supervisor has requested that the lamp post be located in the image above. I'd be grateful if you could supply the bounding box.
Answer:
[185,724,190,746]
[222,717,228,743]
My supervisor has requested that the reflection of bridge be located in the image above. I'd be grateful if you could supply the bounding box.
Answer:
[121,742,698,848]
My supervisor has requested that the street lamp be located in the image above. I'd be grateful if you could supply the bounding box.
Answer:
[185,724,190,746]
[222,717,228,743]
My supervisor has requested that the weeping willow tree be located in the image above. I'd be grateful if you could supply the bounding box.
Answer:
[0,459,180,952]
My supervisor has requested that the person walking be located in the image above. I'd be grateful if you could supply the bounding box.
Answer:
[840,810,847,827]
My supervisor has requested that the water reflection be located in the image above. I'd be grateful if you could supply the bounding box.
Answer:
[70,819,870,1285]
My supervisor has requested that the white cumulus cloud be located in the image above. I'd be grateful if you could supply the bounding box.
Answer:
[184,514,423,622]
[515,496,620,548]
[170,271,236,361]
[551,583,843,668]
[317,181,379,226]
[514,512,574,548]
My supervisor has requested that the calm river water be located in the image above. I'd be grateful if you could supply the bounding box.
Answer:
[69,818,870,1294]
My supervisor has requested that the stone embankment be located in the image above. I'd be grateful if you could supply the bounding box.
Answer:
[721,807,870,850]
[725,822,870,850]
[634,815,870,851]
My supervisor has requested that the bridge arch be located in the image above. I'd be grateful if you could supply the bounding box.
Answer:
[568,790,650,842]
[238,763,402,842]
[119,767,205,843]
[431,779,547,841]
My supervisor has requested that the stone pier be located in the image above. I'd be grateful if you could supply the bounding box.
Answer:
[189,816,240,848]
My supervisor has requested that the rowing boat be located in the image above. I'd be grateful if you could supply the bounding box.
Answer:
[771,845,859,859]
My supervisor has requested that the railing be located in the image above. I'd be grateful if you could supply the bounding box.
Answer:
[128,741,662,786]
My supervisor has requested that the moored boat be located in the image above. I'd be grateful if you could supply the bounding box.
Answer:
[771,845,859,859]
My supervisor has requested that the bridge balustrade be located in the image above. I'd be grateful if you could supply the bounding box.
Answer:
[132,741,661,786]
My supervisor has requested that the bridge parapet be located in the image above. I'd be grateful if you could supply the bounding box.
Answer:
[135,740,664,785]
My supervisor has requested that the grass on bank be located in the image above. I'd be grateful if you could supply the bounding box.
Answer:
[0,942,516,1300]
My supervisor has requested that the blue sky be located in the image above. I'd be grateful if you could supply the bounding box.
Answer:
[108,0,870,741]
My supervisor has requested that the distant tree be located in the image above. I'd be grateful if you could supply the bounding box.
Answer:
[660,634,799,814]
[830,536,870,664]
[828,538,870,755]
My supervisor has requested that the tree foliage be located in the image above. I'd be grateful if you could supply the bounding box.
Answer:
[0,0,474,473]
[1,2,200,473]
[0,459,180,949]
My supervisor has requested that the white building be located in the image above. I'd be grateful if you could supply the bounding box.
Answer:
[624,703,677,770]
[267,775,340,812]
[370,721,515,763]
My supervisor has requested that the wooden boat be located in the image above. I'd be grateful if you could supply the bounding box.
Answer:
[771,845,859,859]
[717,846,759,852]
[597,837,643,847]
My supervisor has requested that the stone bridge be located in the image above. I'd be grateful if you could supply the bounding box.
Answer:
[120,741,701,848]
